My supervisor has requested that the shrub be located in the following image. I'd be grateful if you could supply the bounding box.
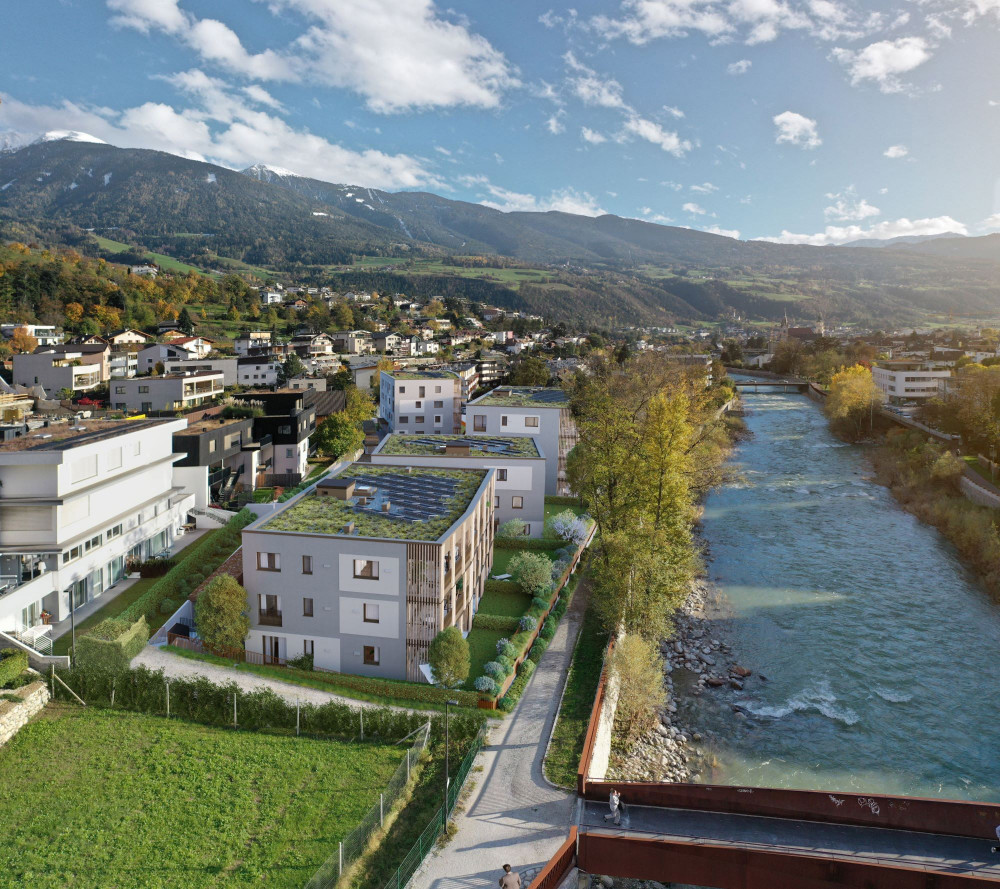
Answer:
[509,552,554,597]
[518,615,537,632]
[474,675,498,695]
[496,655,513,676]
[527,636,550,664]
[158,598,178,616]
[286,652,314,671]
[196,575,250,650]
[483,661,505,680]
[546,509,590,546]
[484,579,521,595]
[545,495,582,507]
[494,537,563,552]
[496,519,529,538]
[611,635,665,743]
[530,595,551,614]
[498,658,538,712]
[473,614,521,633]
[428,626,470,689]
[0,648,29,688]
[550,560,569,582]
[76,617,149,671]
[138,559,174,578]
[496,639,516,660]
[539,617,557,641]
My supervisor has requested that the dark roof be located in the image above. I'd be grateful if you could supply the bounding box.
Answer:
[34,343,108,355]
[307,390,347,417]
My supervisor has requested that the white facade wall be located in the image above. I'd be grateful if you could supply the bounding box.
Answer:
[873,366,951,402]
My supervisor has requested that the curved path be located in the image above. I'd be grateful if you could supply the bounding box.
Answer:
[409,582,589,889]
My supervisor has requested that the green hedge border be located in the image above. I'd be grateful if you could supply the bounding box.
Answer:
[0,648,29,687]
[76,617,149,671]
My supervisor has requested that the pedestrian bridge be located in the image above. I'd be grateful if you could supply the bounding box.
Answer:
[733,378,809,393]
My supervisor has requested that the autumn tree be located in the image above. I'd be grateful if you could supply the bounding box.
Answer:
[611,635,665,743]
[8,326,37,354]
[826,364,880,441]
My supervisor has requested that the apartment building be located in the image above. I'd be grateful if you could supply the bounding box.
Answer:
[173,416,258,506]
[378,370,461,434]
[237,356,280,387]
[111,372,224,413]
[466,386,577,495]
[0,418,194,641]
[234,331,274,357]
[371,434,545,535]
[330,330,372,355]
[1,324,64,346]
[163,357,238,386]
[232,390,316,481]
[241,462,495,680]
[873,361,951,404]
[137,343,196,375]
[13,345,109,396]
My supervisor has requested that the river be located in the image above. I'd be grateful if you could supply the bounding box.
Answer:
[687,387,1000,801]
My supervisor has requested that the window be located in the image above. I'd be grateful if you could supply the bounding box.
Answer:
[141,402,152,412]
[133,441,141,456]
[434,415,442,425]
[399,415,408,424]
[279,424,291,435]
[257,552,280,571]
[501,415,508,427]
[138,385,149,393]
[107,523,123,539]
[364,603,380,623]
[363,645,380,666]
[415,416,424,424]
[415,400,422,408]
[302,555,313,575]
[512,496,524,509]
[496,468,508,481]
[419,386,426,397]
[435,385,442,393]
[114,386,125,394]
[303,597,314,617]
[525,416,539,428]
[354,559,379,580]
[208,440,217,453]
[434,400,443,408]
[286,447,295,458]
[304,639,314,656]
[473,415,486,432]
[494,495,500,508]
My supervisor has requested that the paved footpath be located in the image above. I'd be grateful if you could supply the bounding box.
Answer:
[410,582,589,889]
[131,646,411,711]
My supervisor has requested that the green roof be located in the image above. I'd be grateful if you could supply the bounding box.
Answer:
[263,464,486,541]
[379,434,539,458]
[472,386,569,408]
[389,370,457,381]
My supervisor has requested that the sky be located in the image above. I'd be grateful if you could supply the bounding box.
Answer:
[2,0,1000,244]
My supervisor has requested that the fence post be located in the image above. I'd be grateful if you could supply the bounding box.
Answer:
[50,665,54,699]
[296,700,300,737]
[406,748,411,782]
[233,693,237,728]
[360,708,364,741]
[165,680,170,718]
[338,841,343,879]
[380,792,384,827]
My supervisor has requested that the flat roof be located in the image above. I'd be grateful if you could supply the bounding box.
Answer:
[0,418,172,452]
[378,434,539,458]
[140,371,224,381]
[471,386,569,408]
[389,370,457,381]
[178,416,250,436]
[262,463,487,541]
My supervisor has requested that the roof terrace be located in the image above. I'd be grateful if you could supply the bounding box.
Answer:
[378,434,539,458]
[471,386,569,408]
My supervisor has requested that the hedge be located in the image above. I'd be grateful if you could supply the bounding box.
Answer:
[544,495,583,507]
[76,617,149,671]
[51,664,486,743]
[118,508,255,628]
[494,538,564,552]
[0,648,29,687]
[138,559,175,578]
[472,613,520,633]
[484,579,521,595]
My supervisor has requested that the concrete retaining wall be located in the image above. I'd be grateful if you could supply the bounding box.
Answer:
[586,633,623,783]
[959,474,1000,508]
[0,679,49,747]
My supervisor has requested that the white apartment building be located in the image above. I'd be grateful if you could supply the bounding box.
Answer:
[378,370,461,434]
[1,324,64,346]
[111,372,224,413]
[13,346,108,396]
[0,419,195,646]
[873,361,951,404]
[237,357,280,387]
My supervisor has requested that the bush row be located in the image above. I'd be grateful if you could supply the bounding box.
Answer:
[494,537,564,552]
[0,648,29,688]
[472,614,521,633]
[137,559,175,578]
[76,617,149,672]
[483,579,521,595]
[51,664,487,743]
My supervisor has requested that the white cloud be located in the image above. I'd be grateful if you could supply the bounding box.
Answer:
[727,59,752,74]
[477,182,606,216]
[581,127,607,144]
[620,115,692,156]
[831,36,932,93]
[564,53,629,109]
[241,85,284,110]
[106,0,517,113]
[663,104,685,118]
[661,180,683,191]
[0,83,439,190]
[824,187,880,221]
[773,111,821,149]
[546,113,566,135]
[760,215,967,245]
[690,181,718,193]
[883,144,909,159]
[683,202,708,215]
[981,213,1000,232]
[704,224,741,238]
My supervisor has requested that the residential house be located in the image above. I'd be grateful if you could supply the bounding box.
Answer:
[231,390,316,481]
[237,356,280,387]
[1,324,64,346]
[873,361,951,404]
[290,333,334,359]
[12,345,109,397]
[137,343,197,375]
[466,386,577,496]
[0,419,195,644]
[172,415,257,506]
[110,371,224,413]
[105,328,152,346]
[378,370,461,434]
[234,331,274,357]
[163,357,238,387]
[373,332,406,355]
[161,336,214,358]
[240,462,495,679]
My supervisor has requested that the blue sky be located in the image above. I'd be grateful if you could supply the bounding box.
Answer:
[3,0,1000,244]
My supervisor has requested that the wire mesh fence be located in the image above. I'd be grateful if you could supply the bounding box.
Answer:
[305,722,431,889]
[380,721,489,889]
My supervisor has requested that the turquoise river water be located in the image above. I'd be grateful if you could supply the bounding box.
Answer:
[687,387,1000,801]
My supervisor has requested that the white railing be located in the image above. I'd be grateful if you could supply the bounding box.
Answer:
[11,626,53,656]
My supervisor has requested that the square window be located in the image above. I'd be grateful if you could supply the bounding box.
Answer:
[257,552,280,571]
[303,597,314,616]
[512,496,524,509]
[434,400,443,408]
[363,603,380,623]
[399,416,408,424]
[363,645,380,665]
[415,400,422,409]
[354,559,379,580]
[415,416,424,424]
[496,468,508,481]
[473,415,486,432]
[434,415,442,424]
[399,385,406,393]
[525,416,539,428]
[302,555,313,575]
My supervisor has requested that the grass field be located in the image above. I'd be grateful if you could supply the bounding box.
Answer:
[92,234,132,253]
[1,705,401,889]
[334,257,555,286]
[52,529,221,656]
[462,626,509,690]
[92,235,205,275]
[476,586,532,618]
[544,588,609,788]
[490,547,555,576]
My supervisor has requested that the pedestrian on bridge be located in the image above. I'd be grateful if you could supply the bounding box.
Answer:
[991,824,1000,854]
[499,863,521,889]
[604,788,622,826]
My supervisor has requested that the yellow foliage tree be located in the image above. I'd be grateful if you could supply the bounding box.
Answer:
[826,364,879,441]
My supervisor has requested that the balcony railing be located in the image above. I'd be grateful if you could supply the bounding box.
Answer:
[258,609,282,627]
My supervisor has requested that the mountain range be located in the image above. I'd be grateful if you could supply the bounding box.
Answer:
[2,134,1000,326]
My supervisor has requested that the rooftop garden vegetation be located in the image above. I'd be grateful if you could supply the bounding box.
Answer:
[379,434,539,458]
[474,386,569,408]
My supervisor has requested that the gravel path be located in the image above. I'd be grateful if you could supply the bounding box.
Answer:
[409,580,589,889]
[131,646,413,712]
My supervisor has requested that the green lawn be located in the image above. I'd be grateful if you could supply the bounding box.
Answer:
[52,529,221,656]
[476,586,532,618]
[462,627,509,690]
[963,455,999,486]
[1,705,402,889]
[543,502,588,534]
[490,547,555,576]
[544,589,610,789]
[92,234,132,253]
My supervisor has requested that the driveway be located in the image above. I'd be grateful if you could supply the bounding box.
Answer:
[409,582,589,889]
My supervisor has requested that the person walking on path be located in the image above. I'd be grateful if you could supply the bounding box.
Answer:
[499,864,521,889]
[991,824,1000,853]
[604,789,622,826]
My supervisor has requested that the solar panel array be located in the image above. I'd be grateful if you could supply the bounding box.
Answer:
[346,471,463,524]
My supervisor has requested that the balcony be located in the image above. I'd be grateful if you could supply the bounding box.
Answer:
[257,609,282,627]
[0,554,57,599]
